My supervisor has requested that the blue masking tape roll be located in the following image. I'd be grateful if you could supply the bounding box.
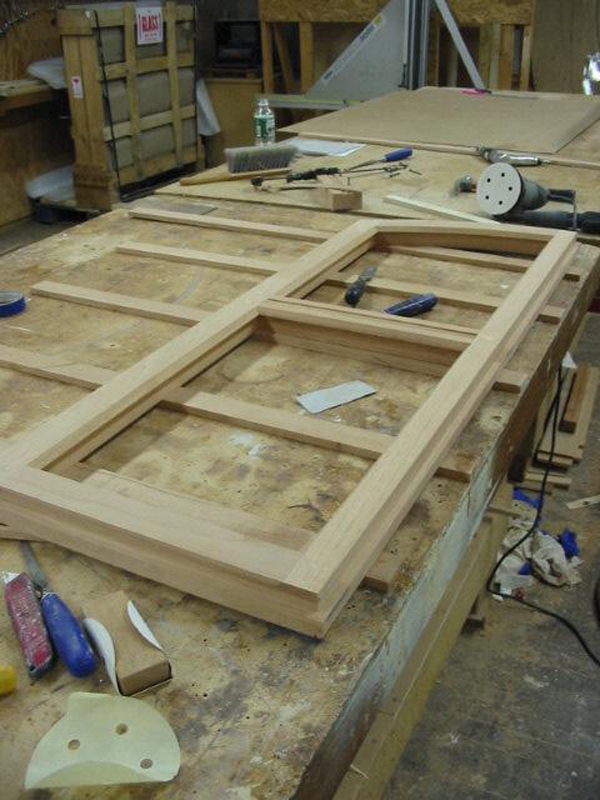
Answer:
[0,291,26,318]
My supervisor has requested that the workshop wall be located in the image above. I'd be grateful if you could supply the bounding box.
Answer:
[532,0,600,93]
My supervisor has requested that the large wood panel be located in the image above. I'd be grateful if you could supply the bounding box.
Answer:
[282,87,600,154]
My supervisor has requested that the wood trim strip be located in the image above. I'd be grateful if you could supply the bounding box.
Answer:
[117,242,274,275]
[384,244,582,282]
[259,298,472,352]
[128,206,330,242]
[385,194,499,224]
[276,130,600,172]
[31,281,207,325]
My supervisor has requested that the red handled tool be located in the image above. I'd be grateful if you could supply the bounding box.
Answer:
[18,542,96,678]
[4,572,54,678]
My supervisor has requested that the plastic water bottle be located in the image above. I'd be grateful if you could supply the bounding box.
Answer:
[254,97,276,146]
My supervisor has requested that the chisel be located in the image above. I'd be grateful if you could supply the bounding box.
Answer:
[344,266,378,307]
[385,293,438,317]
[18,542,96,678]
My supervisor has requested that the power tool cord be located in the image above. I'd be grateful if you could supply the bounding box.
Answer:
[486,367,600,669]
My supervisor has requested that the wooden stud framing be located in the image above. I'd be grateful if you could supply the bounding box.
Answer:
[0,218,578,637]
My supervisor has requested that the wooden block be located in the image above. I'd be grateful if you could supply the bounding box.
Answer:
[315,186,363,212]
[82,590,171,695]
[561,363,590,433]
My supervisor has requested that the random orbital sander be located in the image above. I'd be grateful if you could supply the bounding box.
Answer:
[476,163,600,233]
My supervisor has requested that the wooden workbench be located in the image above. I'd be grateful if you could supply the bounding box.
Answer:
[0,160,598,797]
[160,117,600,246]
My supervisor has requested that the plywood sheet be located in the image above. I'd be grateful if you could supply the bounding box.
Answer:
[282,88,600,154]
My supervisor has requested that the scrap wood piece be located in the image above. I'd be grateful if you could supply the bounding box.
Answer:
[128,207,330,243]
[566,494,600,510]
[32,282,207,325]
[524,467,572,490]
[385,193,498,224]
[561,363,591,433]
[537,365,599,463]
[0,220,578,637]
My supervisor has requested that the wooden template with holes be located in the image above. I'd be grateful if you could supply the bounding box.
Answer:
[0,212,578,636]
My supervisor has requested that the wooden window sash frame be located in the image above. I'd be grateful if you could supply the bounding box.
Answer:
[0,218,577,636]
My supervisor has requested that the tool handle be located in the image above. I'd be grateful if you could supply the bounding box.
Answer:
[4,573,53,678]
[579,212,600,233]
[287,167,340,182]
[547,188,576,204]
[385,293,438,317]
[180,167,290,186]
[504,210,600,234]
[40,593,96,678]
[344,277,368,307]
[384,148,413,163]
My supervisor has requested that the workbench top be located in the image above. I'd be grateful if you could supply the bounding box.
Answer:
[158,118,600,246]
[0,185,598,797]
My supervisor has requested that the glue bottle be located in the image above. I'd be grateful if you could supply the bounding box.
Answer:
[254,97,276,146]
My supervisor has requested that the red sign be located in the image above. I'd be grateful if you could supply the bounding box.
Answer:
[136,7,163,45]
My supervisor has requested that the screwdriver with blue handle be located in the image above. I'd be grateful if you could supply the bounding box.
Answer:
[253,148,415,186]
[18,542,96,678]
[345,148,413,172]
[385,293,438,317]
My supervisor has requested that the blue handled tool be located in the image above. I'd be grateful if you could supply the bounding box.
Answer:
[347,148,414,171]
[385,293,438,317]
[19,542,96,678]
[344,266,377,307]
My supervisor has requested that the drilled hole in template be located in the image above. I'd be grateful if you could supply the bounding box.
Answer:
[67,739,80,751]
[116,723,128,735]
[140,758,153,769]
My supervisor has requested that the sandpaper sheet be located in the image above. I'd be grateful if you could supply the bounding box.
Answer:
[281,88,600,154]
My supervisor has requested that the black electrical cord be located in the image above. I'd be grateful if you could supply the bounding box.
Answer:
[486,367,600,669]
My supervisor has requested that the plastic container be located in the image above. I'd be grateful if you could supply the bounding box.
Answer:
[253,96,275,146]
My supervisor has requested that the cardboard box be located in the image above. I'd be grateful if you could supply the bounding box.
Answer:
[83,591,171,696]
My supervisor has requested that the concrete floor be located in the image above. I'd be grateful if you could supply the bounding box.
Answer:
[386,314,600,799]
[1,220,599,799]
